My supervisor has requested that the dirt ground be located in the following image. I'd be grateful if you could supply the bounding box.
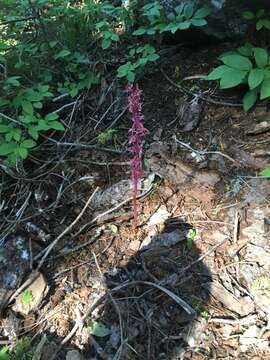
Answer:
[0,44,270,360]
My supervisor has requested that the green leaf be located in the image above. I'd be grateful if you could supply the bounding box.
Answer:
[48,121,65,131]
[190,18,207,26]
[28,127,39,140]
[147,53,160,61]
[260,78,270,99]
[261,19,270,30]
[21,101,34,115]
[21,290,33,304]
[5,76,21,87]
[253,47,268,68]
[260,167,270,177]
[243,10,254,20]
[133,27,147,36]
[45,113,59,121]
[248,68,264,89]
[256,19,264,30]
[0,142,16,156]
[88,321,110,337]
[18,146,28,159]
[220,54,252,71]
[21,139,36,148]
[54,49,71,60]
[194,6,211,19]
[0,346,10,360]
[0,125,11,133]
[243,89,258,111]
[13,129,21,142]
[178,21,191,30]
[127,71,135,83]
[207,65,229,80]
[238,43,253,57]
[184,2,194,18]
[33,102,43,109]
[219,68,247,89]
[102,38,111,49]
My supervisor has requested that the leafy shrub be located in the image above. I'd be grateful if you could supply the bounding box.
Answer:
[243,8,270,31]
[206,43,270,110]
[0,0,210,163]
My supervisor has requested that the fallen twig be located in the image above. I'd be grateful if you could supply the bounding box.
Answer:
[161,68,243,107]
[8,187,99,305]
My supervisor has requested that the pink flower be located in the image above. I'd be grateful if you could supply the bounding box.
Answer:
[127,84,148,226]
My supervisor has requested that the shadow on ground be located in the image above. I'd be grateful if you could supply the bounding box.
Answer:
[75,217,213,360]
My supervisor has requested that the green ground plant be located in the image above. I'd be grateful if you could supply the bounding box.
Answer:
[0,0,210,164]
[207,43,270,110]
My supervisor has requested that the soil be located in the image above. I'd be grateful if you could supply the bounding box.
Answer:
[0,44,270,360]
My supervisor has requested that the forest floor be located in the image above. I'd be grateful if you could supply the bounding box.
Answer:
[1,43,270,360]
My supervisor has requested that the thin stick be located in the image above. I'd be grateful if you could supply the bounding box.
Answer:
[180,236,230,275]
[161,68,243,107]
[51,279,195,359]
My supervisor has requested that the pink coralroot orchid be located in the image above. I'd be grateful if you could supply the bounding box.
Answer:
[127,84,148,226]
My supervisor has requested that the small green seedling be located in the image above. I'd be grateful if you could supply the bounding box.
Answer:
[260,167,270,177]
[88,321,110,337]
[186,228,197,250]
[21,290,33,305]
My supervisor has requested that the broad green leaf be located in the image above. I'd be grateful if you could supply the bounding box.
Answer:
[5,76,20,87]
[88,321,110,337]
[253,47,268,68]
[18,146,28,159]
[127,71,135,83]
[256,19,264,30]
[207,65,229,80]
[21,139,36,148]
[221,54,252,71]
[101,38,111,49]
[21,101,34,115]
[184,2,194,18]
[0,346,10,360]
[13,129,21,142]
[0,125,10,133]
[260,78,270,99]
[260,167,270,177]
[28,127,39,140]
[178,21,191,30]
[237,43,253,57]
[248,69,264,89]
[262,19,270,30]
[45,113,59,121]
[220,68,247,89]
[243,89,258,111]
[175,4,185,15]
[194,6,211,19]
[0,142,16,155]
[48,121,65,131]
[243,11,254,20]
[191,18,207,26]
[33,102,43,109]
[133,27,147,36]
[147,53,160,61]
[54,49,71,60]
